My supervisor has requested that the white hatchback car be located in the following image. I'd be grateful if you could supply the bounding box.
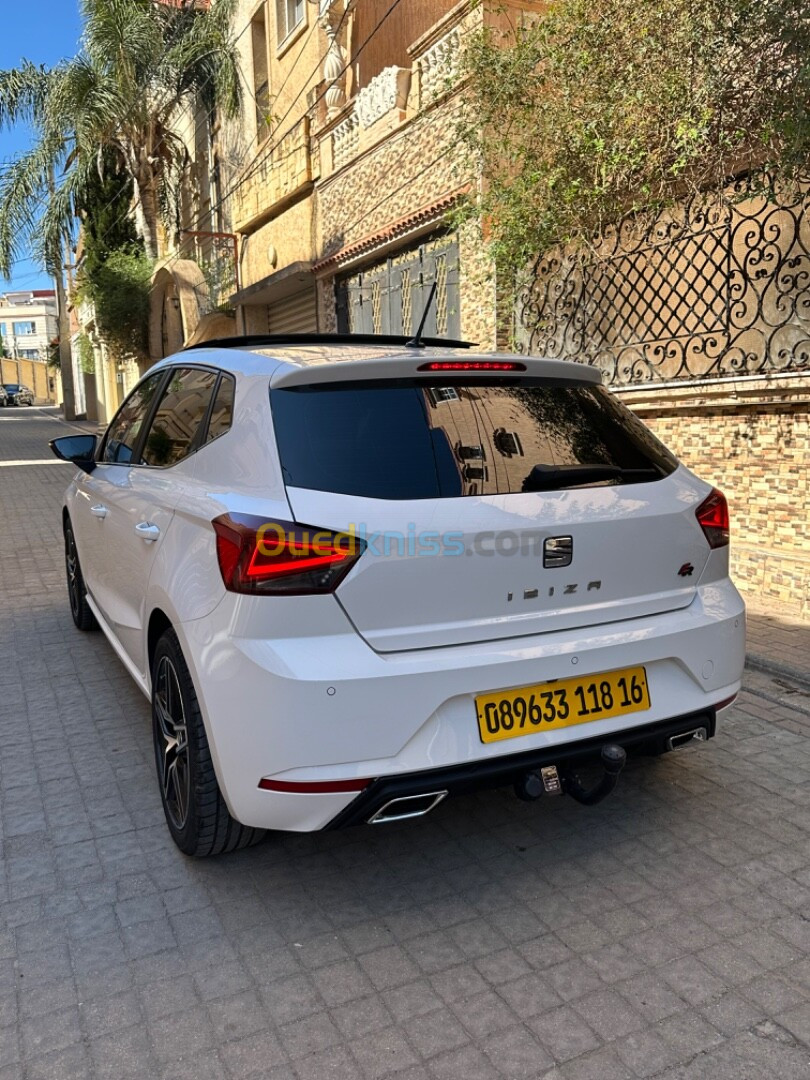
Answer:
[50,335,745,856]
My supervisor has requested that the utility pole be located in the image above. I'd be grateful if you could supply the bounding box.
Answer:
[54,258,78,419]
[47,166,78,420]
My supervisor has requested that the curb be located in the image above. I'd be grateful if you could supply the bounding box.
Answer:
[33,407,103,436]
[745,653,810,689]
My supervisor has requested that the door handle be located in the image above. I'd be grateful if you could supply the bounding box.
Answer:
[90,504,108,519]
[135,522,161,542]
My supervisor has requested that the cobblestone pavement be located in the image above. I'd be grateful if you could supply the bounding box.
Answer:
[2,406,810,1080]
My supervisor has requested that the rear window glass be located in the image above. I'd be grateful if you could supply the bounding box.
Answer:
[270,379,678,500]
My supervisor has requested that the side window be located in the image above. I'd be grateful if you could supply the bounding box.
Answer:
[140,367,218,467]
[102,373,165,465]
[205,375,235,445]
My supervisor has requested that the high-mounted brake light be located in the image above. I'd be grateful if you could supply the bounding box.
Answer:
[695,488,729,549]
[417,361,526,372]
[212,514,365,595]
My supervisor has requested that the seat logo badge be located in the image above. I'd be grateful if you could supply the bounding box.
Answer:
[543,536,573,568]
[678,562,695,577]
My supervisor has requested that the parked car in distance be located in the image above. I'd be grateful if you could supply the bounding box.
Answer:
[3,383,34,406]
[50,334,745,857]
[0,385,8,407]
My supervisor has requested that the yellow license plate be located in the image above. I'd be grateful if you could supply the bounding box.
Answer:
[476,665,650,744]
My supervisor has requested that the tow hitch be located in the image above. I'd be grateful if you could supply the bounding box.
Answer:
[514,744,627,807]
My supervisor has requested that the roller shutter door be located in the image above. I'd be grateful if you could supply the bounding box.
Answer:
[268,289,317,333]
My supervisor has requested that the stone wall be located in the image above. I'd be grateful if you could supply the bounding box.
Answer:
[317,97,465,259]
[618,374,810,617]
[315,95,498,345]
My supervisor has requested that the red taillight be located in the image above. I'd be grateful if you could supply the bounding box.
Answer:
[212,514,365,595]
[695,488,729,549]
[417,361,526,372]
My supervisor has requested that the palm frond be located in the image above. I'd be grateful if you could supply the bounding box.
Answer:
[3,0,245,271]
[0,134,66,277]
[36,155,96,274]
[0,61,54,129]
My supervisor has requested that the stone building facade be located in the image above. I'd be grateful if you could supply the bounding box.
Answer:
[164,0,807,614]
[220,0,524,344]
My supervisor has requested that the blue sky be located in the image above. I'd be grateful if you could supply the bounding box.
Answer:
[1,1,82,292]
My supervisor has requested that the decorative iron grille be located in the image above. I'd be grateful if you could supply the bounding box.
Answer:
[336,233,460,338]
[515,174,810,384]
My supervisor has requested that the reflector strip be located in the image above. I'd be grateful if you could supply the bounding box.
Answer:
[258,777,373,793]
[417,361,526,372]
[714,694,738,711]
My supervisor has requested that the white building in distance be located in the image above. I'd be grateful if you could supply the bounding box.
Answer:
[0,290,58,361]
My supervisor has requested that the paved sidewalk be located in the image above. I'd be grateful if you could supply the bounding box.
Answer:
[743,595,810,687]
[4,407,810,1080]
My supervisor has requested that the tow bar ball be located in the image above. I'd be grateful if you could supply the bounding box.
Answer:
[514,744,628,806]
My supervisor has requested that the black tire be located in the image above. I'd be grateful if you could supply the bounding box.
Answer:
[64,519,99,631]
[151,628,264,857]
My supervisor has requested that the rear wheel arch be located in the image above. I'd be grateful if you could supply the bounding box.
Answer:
[150,625,264,856]
[147,608,174,677]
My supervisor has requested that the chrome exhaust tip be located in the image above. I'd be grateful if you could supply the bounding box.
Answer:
[667,727,708,751]
[367,791,448,824]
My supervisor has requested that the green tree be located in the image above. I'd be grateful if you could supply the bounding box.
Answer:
[0,0,240,274]
[85,247,153,365]
[76,152,152,365]
[459,0,810,279]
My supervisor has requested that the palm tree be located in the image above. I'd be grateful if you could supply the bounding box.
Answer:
[0,0,241,276]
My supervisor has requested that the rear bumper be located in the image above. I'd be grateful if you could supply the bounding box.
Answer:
[178,578,744,832]
[326,709,717,828]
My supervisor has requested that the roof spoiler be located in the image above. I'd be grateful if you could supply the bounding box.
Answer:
[182,333,476,352]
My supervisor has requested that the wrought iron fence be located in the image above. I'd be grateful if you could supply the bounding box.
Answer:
[515,174,810,384]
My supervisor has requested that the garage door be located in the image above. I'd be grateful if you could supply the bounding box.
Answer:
[268,289,317,333]
[336,233,460,338]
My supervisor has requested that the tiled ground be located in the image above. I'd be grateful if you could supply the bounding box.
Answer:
[2,407,810,1080]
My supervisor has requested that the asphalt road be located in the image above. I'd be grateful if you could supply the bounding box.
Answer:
[2,405,810,1080]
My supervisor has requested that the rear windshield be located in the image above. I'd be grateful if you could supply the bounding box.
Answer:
[270,379,678,500]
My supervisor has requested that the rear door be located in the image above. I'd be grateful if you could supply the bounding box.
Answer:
[90,366,220,674]
[72,371,166,614]
[271,376,713,652]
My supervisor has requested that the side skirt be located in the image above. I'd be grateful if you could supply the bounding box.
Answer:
[86,594,150,700]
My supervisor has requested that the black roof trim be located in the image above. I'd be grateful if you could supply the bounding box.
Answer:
[182,333,476,352]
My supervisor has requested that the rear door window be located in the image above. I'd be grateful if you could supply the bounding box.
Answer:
[140,367,218,467]
[270,379,677,500]
[102,372,165,464]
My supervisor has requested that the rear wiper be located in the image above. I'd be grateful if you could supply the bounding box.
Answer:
[522,464,661,491]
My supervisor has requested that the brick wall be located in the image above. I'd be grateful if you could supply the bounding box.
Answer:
[618,375,810,617]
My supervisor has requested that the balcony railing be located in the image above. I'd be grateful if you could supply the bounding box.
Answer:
[416,25,463,107]
[332,110,360,170]
[234,116,312,232]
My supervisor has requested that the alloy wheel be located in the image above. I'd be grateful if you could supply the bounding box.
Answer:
[153,656,191,832]
[65,527,80,618]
